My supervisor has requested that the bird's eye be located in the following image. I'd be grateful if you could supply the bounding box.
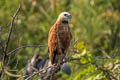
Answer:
[64,14,67,16]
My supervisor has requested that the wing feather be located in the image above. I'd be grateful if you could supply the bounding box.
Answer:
[48,24,59,64]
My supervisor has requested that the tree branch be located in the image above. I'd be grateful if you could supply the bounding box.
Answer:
[24,57,80,80]
[7,45,47,55]
[4,68,22,78]
[0,3,21,78]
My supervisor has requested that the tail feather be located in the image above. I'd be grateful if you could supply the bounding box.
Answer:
[51,50,57,64]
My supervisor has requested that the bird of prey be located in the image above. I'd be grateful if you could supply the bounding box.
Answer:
[48,12,72,65]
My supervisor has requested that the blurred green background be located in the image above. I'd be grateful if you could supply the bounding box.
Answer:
[0,0,120,80]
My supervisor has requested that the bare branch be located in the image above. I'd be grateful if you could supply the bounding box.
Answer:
[4,68,22,78]
[24,65,54,80]
[7,45,47,55]
[24,57,80,80]
[98,48,112,59]
[4,3,21,55]
[0,3,21,78]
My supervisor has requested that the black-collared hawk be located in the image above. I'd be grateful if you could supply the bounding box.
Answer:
[48,12,72,65]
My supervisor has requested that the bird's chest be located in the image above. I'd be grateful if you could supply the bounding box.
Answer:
[56,25,70,39]
[58,27,71,46]
[63,26,69,32]
[58,25,69,35]
[59,26,69,33]
[58,28,70,40]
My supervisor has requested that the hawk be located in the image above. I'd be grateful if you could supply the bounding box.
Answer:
[48,12,72,65]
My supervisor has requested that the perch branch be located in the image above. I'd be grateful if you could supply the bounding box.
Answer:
[24,65,55,80]
[24,58,80,80]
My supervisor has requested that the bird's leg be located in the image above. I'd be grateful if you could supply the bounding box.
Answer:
[59,53,66,64]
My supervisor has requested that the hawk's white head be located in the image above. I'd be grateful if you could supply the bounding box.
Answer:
[58,12,72,21]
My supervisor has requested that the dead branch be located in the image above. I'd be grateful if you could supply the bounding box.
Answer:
[7,45,47,55]
[98,48,112,59]
[24,65,55,80]
[0,3,21,78]
[4,68,22,78]
[24,57,80,80]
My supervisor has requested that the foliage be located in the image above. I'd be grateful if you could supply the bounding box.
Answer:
[0,0,120,80]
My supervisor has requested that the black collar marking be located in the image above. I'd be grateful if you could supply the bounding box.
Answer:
[62,21,68,24]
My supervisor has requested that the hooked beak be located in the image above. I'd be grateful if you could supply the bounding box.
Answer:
[67,15,72,19]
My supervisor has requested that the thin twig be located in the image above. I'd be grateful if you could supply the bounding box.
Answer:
[98,48,111,59]
[4,3,21,58]
[0,3,21,78]
[7,45,47,55]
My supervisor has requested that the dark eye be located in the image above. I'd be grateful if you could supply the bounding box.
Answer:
[64,14,67,16]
